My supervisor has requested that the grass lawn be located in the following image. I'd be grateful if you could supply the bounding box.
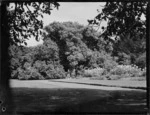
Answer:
[7,79,148,114]
[11,87,147,114]
[50,78,146,89]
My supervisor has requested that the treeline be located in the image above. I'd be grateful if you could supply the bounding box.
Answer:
[9,22,146,80]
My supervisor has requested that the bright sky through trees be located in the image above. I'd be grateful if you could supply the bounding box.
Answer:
[43,2,106,26]
[26,2,106,46]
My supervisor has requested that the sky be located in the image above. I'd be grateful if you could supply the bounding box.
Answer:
[43,2,106,26]
[26,2,106,46]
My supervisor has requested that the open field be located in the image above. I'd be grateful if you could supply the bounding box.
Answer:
[9,79,148,114]
[10,79,146,89]
[50,78,146,89]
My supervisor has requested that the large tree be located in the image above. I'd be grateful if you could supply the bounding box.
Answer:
[0,1,59,114]
[88,2,147,67]
[88,2,147,40]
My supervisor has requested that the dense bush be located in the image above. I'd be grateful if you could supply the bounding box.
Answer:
[15,62,66,80]
[45,65,66,79]
[17,68,44,80]
[88,64,146,80]
[135,52,146,69]
[83,68,104,78]
[107,65,146,80]
[89,51,118,72]
[9,42,66,80]
[112,33,146,68]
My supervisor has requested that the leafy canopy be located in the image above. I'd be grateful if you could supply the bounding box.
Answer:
[2,2,60,45]
[88,2,147,39]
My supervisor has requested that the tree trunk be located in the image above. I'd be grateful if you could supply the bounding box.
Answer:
[0,2,15,114]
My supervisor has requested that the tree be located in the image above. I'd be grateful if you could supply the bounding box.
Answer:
[82,27,113,53]
[44,21,117,77]
[82,27,99,50]
[89,2,147,40]
[89,2,147,68]
[9,37,66,80]
[3,2,59,45]
[112,32,146,66]
[1,1,59,114]
[44,22,95,77]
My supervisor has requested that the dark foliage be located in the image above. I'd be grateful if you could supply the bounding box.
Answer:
[89,2,147,39]
[89,2,147,68]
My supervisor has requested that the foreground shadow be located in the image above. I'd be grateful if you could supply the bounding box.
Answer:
[10,88,147,114]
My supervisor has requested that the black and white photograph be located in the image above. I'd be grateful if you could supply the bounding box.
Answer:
[0,1,149,114]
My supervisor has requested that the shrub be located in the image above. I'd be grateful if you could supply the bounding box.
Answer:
[141,67,146,77]
[129,77,146,81]
[103,59,118,72]
[16,61,66,80]
[17,68,30,80]
[11,70,18,79]
[43,66,65,79]
[52,66,66,79]
[108,64,146,80]
[17,67,44,80]
[89,51,118,72]
[83,67,104,78]
[135,52,146,69]
[90,76,106,80]
[33,61,66,79]
[30,70,44,80]
[107,75,122,80]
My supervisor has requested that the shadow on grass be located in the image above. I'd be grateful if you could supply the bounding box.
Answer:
[10,88,147,114]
